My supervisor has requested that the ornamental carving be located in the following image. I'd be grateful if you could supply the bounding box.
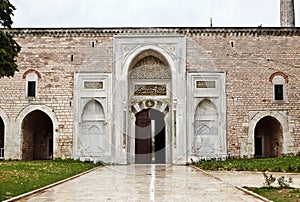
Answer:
[130,56,171,79]
[134,85,167,96]
[134,55,165,67]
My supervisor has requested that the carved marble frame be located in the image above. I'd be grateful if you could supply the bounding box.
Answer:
[114,36,187,164]
[187,72,227,161]
[73,73,113,163]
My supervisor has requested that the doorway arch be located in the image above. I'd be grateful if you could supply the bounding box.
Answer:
[114,37,187,164]
[135,108,166,164]
[21,110,53,160]
[254,116,283,157]
[128,49,172,164]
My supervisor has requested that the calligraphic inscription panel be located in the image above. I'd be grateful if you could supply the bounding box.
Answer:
[134,85,167,96]
[84,81,103,89]
[196,81,216,89]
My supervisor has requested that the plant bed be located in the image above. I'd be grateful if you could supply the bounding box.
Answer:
[0,159,103,201]
[245,187,300,202]
[193,156,300,172]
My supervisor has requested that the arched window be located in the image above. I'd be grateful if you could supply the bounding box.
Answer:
[23,70,41,98]
[271,75,286,102]
[26,73,38,98]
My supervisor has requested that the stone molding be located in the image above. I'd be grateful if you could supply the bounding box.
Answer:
[2,27,300,37]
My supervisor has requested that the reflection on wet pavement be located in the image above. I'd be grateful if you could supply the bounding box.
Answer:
[23,165,262,202]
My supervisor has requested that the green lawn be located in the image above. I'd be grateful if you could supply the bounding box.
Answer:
[193,156,300,172]
[0,159,103,201]
[246,187,300,202]
[193,156,300,201]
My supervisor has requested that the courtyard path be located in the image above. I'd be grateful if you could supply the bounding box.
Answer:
[20,165,263,202]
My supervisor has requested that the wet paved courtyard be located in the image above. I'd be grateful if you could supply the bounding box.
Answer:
[20,165,264,202]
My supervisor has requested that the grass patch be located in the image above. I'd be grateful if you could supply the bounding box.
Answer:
[0,159,103,201]
[246,187,300,202]
[193,156,300,172]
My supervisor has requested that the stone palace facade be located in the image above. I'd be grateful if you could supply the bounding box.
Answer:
[0,1,299,164]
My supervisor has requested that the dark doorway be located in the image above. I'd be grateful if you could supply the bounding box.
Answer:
[0,117,4,158]
[22,110,53,160]
[254,137,263,157]
[135,109,166,164]
[254,116,282,158]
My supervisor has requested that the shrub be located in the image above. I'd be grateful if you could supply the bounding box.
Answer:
[263,172,276,187]
[263,172,293,188]
[277,176,293,188]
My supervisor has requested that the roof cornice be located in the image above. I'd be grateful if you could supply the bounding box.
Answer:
[1,27,300,37]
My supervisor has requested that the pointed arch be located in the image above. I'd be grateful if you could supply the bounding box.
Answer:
[82,99,105,121]
[194,99,218,156]
[80,99,107,155]
[122,45,177,77]
[195,99,218,117]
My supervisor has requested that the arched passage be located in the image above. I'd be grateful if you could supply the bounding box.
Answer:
[22,110,53,160]
[128,49,171,164]
[135,108,165,164]
[254,116,283,158]
[0,117,4,158]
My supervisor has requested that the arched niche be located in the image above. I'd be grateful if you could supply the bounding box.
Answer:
[194,99,218,155]
[80,100,106,155]
[82,100,105,121]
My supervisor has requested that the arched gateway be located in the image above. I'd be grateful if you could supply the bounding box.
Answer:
[254,116,283,157]
[113,36,187,164]
[128,49,172,164]
[21,110,53,160]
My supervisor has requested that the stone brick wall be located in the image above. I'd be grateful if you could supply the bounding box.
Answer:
[0,28,299,159]
[0,30,113,159]
[186,30,300,156]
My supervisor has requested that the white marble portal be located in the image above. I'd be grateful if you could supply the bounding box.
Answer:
[113,36,187,164]
[73,36,227,164]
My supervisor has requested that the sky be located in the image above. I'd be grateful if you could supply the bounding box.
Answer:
[10,0,300,28]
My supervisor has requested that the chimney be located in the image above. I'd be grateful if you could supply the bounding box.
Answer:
[280,0,295,27]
